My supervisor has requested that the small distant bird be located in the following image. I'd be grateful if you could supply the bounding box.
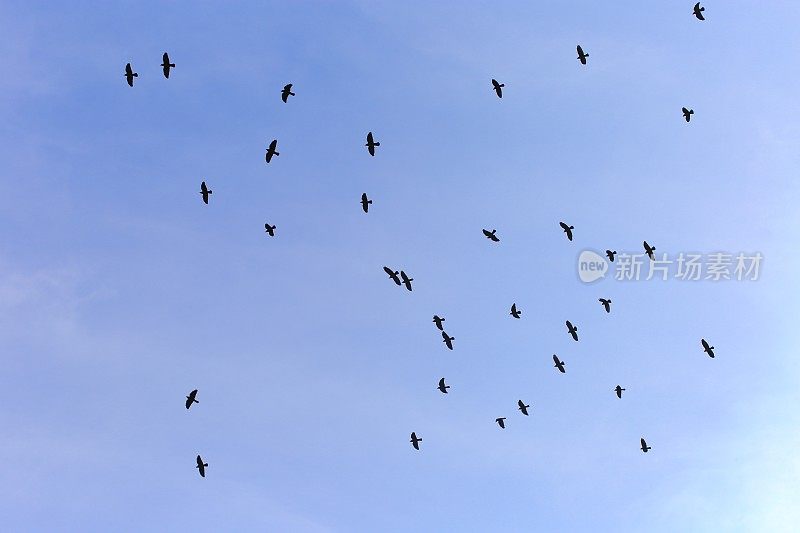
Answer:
[482,229,500,242]
[196,455,208,477]
[432,315,445,330]
[125,62,138,87]
[199,181,212,204]
[383,266,401,285]
[365,132,380,156]
[640,438,651,453]
[161,52,175,79]
[510,303,522,319]
[614,385,625,399]
[693,2,705,21]
[185,389,199,409]
[410,432,422,450]
[264,223,276,237]
[438,378,450,394]
[577,45,589,65]
[566,320,579,341]
[643,241,656,260]
[553,354,566,373]
[701,338,715,358]
[606,250,617,262]
[491,78,505,98]
[361,193,372,213]
[682,107,694,122]
[400,270,413,291]
[559,222,574,241]
[599,298,611,313]
[517,400,530,416]
[281,83,295,103]
[495,417,507,429]
[442,331,455,350]
[265,139,279,163]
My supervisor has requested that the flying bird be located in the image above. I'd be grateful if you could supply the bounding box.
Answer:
[410,432,422,450]
[614,385,625,399]
[264,223,276,237]
[199,181,212,204]
[495,417,507,429]
[365,132,380,156]
[517,400,530,416]
[701,338,715,358]
[491,78,505,98]
[281,83,295,103]
[437,378,450,394]
[553,354,566,373]
[361,193,372,213]
[693,2,705,20]
[559,222,574,241]
[442,331,455,350]
[185,389,199,409]
[577,45,589,65]
[400,271,413,291]
[124,62,138,87]
[599,298,612,313]
[640,438,651,453]
[196,455,208,477]
[643,241,656,260]
[510,303,522,319]
[682,107,694,122]
[383,266,401,286]
[265,139,279,163]
[161,52,175,78]
[566,320,579,341]
[606,250,617,262]
[482,229,500,242]
[432,315,445,330]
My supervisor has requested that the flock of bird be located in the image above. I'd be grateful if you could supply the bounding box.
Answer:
[123,2,717,475]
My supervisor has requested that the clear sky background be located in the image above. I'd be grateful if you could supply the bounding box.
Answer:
[1,1,800,531]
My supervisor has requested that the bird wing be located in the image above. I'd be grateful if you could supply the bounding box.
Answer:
[367,132,373,144]
[282,92,288,103]
[643,240,650,250]
[559,222,568,231]
[641,438,647,447]
[482,229,491,237]
[577,45,583,56]
[126,63,133,75]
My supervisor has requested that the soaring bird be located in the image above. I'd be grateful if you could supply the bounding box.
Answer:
[281,83,295,103]
[161,52,175,78]
[265,139,280,163]
[559,222,574,241]
[125,63,138,87]
[365,132,380,156]
[614,385,625,399]
[495,417,507,429]
[196,455,208,477]
[199,181,212,204]
[482,229,500,242]
[264,223,276,237]
[517,400,530,416]
[701,338,715,358]
[599,298,612,313]
[383,266,401,286]
[510,303,522,319]
[643,241,656,260]
[693,2,705,20]
[606,250,617,262]
[577,45,589,65]
[185,389,199,409]
[410,432,422,450]
[640,438,651,453]
[442,331,455,350]
[553,354,566,373]
[432,315,445,330]
[566,320,579,341]
[437,378,450,394]
[682,107,694,122]
[400,271,413,291]
[491,78,505,98]
[361,193,372,213]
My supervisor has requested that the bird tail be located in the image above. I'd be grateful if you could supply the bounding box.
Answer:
[374,142,381,146]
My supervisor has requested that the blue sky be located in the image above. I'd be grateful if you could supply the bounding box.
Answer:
[1,1,799,531]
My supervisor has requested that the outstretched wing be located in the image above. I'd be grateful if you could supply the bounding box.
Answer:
[126,63,133,75]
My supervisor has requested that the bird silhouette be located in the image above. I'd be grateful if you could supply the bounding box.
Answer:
[682,107,694,122]
[553,354,566,373]
[410,432,422,450]
[361,193,372,213]
[517,400,530,416]
[125,63,138,87]
[383,266,401,286]
[199,181,212,204]
[281,83,295,103]
[185,389,199,409]
[482,229,500,242]
[510,303,522,319]
[265,139,279,163]
[196,455,208,477]
[264,223,277,236]
[640,438,651,453]
[495,417,507,429]
[366,132,380,156]
[566,320,579,341]
[400,271,413,291]
[577,45,589,65]
[442,331,455,350]
[693,2,705,20]
[559,222,574,241]
[614,385,625,399]
[432,315,445,330]
[643,241,656,260]
[606,250,617,262]
[491,78,505,98]
[161,52,175,78]
[438,378,450,394]
[701,338,715,358]
[599,298,611,313]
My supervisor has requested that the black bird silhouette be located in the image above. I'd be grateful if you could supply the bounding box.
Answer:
[265,139,279,163]
[438,377,450,394]
[495,417,507,429]
[559,222,574,241]
[185,389,199,409]
[383,266,401,285]
[701,338,715,358]
[566,320,579,341]
[361,193,372,213]
[510,303,522,319]
[410,432,422,450]
[365,132,380,156]
[161,52,175,79]
[491,78,505,98]
[264,223,276,237]
[432,315,445,330]
[400,271,413,291]
[196,455,208,477]
[599,298,611,313]
[517,400,530,416]
[199,181,212,204]
[482,228,500,242]
[643,241,656,260]
[682,107,694,122]
[553,354,566,373]
[442,331,455,350]
[577,45,589,65]
[640,438,651,453]
[281,83,295,103]
[606,250,617,262]
[614,385,625,399]
[693,2,705,21]
[125,62,138,87]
